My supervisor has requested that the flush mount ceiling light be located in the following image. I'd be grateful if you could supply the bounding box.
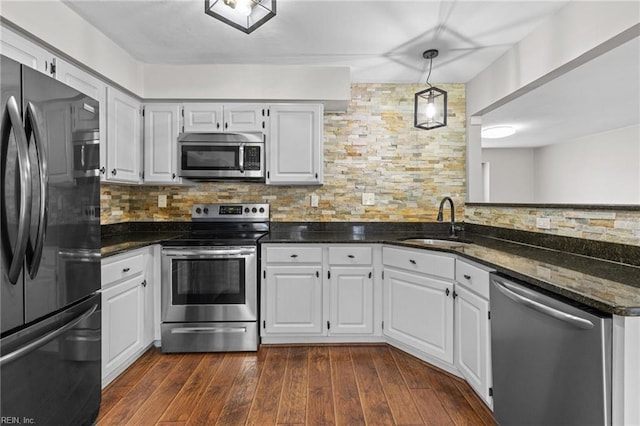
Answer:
[205,0,276,34]
[482,125,516,139]
[414,49,447,131]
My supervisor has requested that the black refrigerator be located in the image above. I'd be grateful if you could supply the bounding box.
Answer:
[0,55,102,425]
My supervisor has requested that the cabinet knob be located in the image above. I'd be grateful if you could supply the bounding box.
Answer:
[348,254,355,259]
[290,254,298,258]
[122,267,130,272]
[99,166,106,175]
[172,173,176,180]
[141,280,147,287]
[445,288,450,296]
[225,122,228,129]
[464,274,471,280]
[111,169,117,176]
[409,259,417,265]
[216,122,220,129]
[453,291,458,299]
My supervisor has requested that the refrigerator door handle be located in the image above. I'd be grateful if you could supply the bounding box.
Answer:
[492,278,594,330]
[24,101,48,279]
[0,302,98,367]
[1,95,32,284]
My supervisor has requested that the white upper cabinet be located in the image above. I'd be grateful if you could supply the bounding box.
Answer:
[183,103,264,133]
[143,103,181,184]
[55,58,107,180]
[106,87,142,183]
[0,25,55,76]
[267,104,323,185]
[223,103,265,132]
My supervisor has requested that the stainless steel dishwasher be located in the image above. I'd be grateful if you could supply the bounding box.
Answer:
[490,273,611,426]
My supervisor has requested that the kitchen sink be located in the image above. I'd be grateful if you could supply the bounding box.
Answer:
[401,238,470,248]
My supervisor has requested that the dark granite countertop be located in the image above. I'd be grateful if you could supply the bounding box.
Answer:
[102,222,640,316]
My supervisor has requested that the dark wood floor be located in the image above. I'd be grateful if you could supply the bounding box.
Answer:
[98,344,496,426]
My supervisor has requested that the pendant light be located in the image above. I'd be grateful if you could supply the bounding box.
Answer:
[205,0,276,34]
[414,49,447,130]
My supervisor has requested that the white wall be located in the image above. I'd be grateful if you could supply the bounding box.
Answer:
[0,0,144,94]
[533,125,640,204]
[482,148,535,203]
[466,1,640,202]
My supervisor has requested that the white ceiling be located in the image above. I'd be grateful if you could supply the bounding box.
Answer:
[62,0,569,84]
[481,36,640,148]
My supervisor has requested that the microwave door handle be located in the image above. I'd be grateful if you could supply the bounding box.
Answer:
[1,95,32,284]
[238,145,244,172]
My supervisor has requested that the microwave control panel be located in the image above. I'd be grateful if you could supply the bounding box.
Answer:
[244,146,261,170]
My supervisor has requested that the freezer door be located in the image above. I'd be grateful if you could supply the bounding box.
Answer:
[21,66,101,323]
[1,55,31,333]
[0,293,101,425]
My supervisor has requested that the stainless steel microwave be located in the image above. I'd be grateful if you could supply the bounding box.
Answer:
[178,132,265,180]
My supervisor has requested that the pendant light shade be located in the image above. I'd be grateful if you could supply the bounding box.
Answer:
[414,49,447,130]
[205,0,276,34]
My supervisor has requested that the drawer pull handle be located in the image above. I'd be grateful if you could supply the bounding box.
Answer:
[122,267,130,272]
[464,274,471,280]
[409,259,417,265]
[290,254,298,258]
[348,254,355,258]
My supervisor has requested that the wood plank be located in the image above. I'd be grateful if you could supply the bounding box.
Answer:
[185,353,245,426]
[452,380,497,426]
[350,346,395,425]
[125,353,204,425]
[246,346,289,425]
[428,373,485,426]
[215,353,261,425]
[277,346,309,425]
[98,353,184,426]
[329,346,365,426]
[411,389,455,426]
[158,353,225,423]
[370,345,424,425]
[306,346,335,425]
[390,347,450,390]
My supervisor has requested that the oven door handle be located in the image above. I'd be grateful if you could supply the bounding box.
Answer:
[162,248,255,257]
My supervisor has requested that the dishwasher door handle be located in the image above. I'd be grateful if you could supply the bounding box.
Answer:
[492,279,594,330]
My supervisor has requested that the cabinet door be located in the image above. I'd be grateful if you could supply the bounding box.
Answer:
[383,268,454,363]
[55,59,107,180]
[264,266,323,335]
[106,87,141,183]
[329,267,374,335]
[183,103,223,132]
[455,285,492,407]
[224,104,264,132]
[102,276,144,380]
[267,104,323,185]
[143,103,181,183]
[0,25,54,76]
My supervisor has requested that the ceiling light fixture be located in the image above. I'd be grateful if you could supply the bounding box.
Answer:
[205,0,276,34]
[482,125,516,139]
[414,49,447,130]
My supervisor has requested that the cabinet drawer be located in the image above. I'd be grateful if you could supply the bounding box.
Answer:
[455,259,492,299]
[101,253,144,287]
[383,246,454,279]
[265,246,322,264]
[328,246,372,265]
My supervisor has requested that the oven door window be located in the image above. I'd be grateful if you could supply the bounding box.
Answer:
[181,146,240,171]
[171,258,246,304]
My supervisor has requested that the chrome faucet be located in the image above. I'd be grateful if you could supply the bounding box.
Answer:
[437,196,457,236]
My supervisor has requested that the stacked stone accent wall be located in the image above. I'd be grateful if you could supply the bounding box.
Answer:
[465,205,640,247]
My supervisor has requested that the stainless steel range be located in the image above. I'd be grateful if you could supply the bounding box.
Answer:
[160,203,269,353]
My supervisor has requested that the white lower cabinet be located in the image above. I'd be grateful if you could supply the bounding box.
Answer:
[382,246,455,369]
[261,244,380,343]
[101,246,156,387]
[454,258,494,408]
[264,265,323,335]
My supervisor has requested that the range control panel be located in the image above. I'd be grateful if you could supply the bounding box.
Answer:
[192,203,269,221]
